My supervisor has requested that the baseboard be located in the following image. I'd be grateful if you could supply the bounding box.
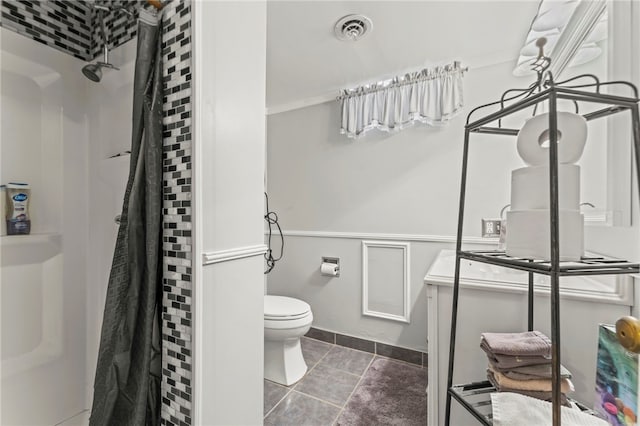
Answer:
[305,327,427,368]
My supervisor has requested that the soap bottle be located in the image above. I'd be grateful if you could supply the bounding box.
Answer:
[6,182,31,235]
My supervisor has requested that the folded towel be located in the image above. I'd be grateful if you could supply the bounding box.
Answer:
[483,347,552,370]
[488,366,574,393]
[487,371,569,406]
[490,360,572,381]
[481,331,552,357]
[491,392,609,426]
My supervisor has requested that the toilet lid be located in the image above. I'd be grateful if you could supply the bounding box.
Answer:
[265,295,311,320]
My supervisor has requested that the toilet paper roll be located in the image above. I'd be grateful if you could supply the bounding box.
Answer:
[511,164,581,211]
[517,112,587,166]
[320,263,339,276]
[506,209,584,261]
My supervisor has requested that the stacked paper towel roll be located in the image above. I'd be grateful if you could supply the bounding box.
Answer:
[506,112,586,261]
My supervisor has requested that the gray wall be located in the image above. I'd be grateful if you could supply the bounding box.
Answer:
[266,60,526,352]
[265,54,636,352]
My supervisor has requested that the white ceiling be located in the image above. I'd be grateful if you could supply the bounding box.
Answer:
[266,1,541,109]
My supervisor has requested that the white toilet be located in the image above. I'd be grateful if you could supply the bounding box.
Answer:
[264,295,314,386]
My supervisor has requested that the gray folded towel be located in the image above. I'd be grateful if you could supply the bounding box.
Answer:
[482,347,552,370]
[487,369,570,406]
[490,360,572,381]
[481,331,552,357]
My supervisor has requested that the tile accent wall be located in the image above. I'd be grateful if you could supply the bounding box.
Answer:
[1,1,194,424]
[160,1,193,425]
[0,0,149,61]
[0,0,92,60]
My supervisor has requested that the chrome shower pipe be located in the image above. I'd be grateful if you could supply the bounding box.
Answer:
[94,4,133,65]
[83,3,133,81]
[94,5,110,65]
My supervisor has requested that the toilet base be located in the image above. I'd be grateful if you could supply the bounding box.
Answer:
[264,338,308,386]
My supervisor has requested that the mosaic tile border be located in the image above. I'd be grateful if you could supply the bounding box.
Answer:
[0,1,151,62]
[160,1,192,425]
[0,0,92,60]
[306,327,428,368]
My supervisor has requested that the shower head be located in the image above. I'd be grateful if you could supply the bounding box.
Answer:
[82,61,119,83]
[82,63,102,82]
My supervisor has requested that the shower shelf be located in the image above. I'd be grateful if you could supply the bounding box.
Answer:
[105,152,131,161]
[1,232,61,244]
[1,232,61,263]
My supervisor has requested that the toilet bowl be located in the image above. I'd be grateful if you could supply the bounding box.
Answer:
[264,295,313,386]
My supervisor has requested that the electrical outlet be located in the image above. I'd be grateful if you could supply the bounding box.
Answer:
[481,218,502,237]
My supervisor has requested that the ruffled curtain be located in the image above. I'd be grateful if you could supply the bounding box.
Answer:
[340,63,465,138]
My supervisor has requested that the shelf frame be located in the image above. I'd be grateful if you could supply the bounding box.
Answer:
[448,380,601,425]
[458,250,640,276]
[444,81,640,426]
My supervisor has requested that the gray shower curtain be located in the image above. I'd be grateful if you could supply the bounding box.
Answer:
[90,10,163,426]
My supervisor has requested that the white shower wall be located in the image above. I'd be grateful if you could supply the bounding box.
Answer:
[0,28,89,425]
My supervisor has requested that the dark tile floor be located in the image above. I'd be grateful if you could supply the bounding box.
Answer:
[264,337,428,425]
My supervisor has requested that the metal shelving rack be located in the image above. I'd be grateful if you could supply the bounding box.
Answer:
[444,69,640,426]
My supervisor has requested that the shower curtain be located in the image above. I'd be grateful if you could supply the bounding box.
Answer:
[90,9,163,426]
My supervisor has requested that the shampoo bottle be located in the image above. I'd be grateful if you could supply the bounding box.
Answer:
[6,183,31,235]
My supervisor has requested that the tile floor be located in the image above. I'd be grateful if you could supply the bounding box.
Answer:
[55,338,427,426]
[264,337,428,425]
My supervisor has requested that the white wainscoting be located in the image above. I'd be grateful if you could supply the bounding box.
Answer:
[362,240,411,323]
[279,229,498,245]
[202,244,268,265]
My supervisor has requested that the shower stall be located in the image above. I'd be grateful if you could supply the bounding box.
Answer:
[1,0,268,424]
[0,3,137,424]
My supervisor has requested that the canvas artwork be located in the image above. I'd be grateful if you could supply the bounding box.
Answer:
[595,325,638,426]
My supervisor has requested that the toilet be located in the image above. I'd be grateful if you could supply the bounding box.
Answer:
[264,295,314,386]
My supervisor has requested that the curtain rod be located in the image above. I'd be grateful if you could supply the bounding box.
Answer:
[337,61,468,102]
[147,0,171,10]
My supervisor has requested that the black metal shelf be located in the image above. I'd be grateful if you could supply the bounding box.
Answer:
[445,70,640,426]
[449,381,602,426]
[449,382,494,425]
[458,250,640,276]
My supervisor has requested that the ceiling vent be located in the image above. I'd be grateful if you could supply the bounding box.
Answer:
[334,14,373,42]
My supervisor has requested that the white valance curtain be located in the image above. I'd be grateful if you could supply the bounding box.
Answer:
[339,62,465,138]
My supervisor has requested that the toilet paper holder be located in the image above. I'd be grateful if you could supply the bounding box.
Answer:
[321,256,340,277]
